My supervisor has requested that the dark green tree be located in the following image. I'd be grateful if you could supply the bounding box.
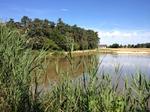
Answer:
[21,16,32,28]
[109,43,119,48]
[5,16,100,51]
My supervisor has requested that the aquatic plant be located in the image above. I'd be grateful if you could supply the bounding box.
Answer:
[0,24,46,112]
[0,24,149,112]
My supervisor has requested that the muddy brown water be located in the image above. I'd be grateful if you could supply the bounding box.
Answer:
[40,53,150,109]
[40,53,150,91]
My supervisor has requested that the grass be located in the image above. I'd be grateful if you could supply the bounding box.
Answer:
[0,24,150,112]
[101,48,150,54]
[0,24,47,111]
[42,58,150,112]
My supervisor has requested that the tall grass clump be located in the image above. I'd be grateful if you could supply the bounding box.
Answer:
[42,55,150,112]
[0,24,46,112]
[0,23,150,112]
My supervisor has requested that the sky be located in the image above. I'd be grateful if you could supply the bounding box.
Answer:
[0,0,150,45]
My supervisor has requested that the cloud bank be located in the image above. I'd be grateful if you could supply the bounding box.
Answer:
[97,30,150,45]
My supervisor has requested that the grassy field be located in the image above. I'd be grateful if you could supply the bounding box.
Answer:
[105,48,150,54]
[60,48,150,57]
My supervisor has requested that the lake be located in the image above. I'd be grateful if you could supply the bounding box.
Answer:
[99,54,150,76]
[42,53,150,109]
[43,54,150,84]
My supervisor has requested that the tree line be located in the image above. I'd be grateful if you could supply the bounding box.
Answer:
[5,16,99,51]
[108,43,150,48]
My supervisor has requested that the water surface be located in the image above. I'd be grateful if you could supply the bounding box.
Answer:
[44,54,150,83]
[99,54,150,76]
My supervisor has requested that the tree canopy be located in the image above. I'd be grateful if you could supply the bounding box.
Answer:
[108,43,120,48]
[6,16,100,51]
[108,43,150,48]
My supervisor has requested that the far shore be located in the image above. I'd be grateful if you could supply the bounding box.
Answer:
[104,48,150,54]
[63,48,150,56]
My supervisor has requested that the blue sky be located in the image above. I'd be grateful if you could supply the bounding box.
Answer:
[0,0,150,45]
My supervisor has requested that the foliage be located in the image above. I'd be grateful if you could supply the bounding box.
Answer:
[109,43,150,48]
[0,25,46,112]
[108,43,120,48]
[6,17,99,51]
[41,58,150,112]
[134,43,150,48]
[0,24,149,112]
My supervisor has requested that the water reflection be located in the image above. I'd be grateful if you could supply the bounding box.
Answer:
[44,55,99,83]
[44,54,150,84]
[99,54,150,77]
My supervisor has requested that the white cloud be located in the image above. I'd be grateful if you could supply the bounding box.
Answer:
[60,8,69,12]
[96,29,150,45]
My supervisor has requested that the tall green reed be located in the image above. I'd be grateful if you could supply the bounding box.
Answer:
[0,24,46,112]
[42,54,150,112]
[0,23,149,112]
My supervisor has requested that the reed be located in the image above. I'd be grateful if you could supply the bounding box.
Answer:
[0,24,46,112]
[0,24,149,112]
[42,58,150,112]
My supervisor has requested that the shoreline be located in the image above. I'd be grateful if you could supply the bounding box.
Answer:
[105,48,150,54]
[63,48,150,56]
